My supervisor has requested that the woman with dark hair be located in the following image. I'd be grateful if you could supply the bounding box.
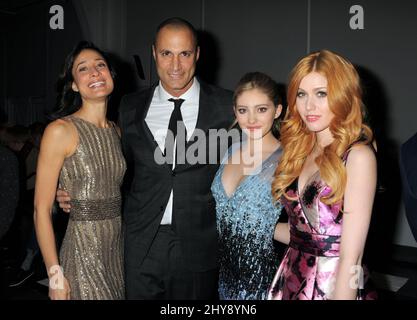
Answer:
[51,42,117,120]
[211,72,285,300]
[268,50,377,300]
[34,41,126,300]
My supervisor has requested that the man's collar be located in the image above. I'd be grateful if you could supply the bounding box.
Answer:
[156,78,200,102]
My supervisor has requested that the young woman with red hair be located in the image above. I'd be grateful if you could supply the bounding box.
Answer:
[268,50,377,300]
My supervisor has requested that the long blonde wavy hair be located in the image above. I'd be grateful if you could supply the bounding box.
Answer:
[272,50,373,205]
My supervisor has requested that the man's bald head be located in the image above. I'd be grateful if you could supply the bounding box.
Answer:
[154,17,198,49]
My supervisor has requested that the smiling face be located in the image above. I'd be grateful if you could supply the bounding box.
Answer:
[235,88,282,140]
[296,72,334,140]
[153,26,200,97]
[71,49,114,102]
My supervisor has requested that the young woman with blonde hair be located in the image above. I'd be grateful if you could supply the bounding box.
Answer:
[212,72,285,299]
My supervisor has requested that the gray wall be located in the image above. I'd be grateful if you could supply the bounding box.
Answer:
[0,20,6,119]
[3,0,416,249]
[203,0,308,88]
[1,0,83,124]
[308,0,417,249]
[109,0,416,249]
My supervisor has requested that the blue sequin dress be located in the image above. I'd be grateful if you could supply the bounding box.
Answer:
[211,144,283,300]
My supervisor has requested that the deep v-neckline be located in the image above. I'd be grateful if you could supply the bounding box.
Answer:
[220,146,280,200]
[297,170,320,197]
[220,169,250,200]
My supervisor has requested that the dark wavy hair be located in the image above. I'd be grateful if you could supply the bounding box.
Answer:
[50,41,116,120]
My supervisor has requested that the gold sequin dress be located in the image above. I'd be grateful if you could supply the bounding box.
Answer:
[58,116,126,300]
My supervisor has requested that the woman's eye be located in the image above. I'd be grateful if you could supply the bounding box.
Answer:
[97,63,106,68]
[79,67,87,72]
[237,109,246,114]
[296,91,305,98]
[258,107,268,113]
[317,91,327,97]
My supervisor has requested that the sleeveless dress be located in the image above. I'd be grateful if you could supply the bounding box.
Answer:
[211,144,283,300]
[268,149,377,300]
[58,116,126,300]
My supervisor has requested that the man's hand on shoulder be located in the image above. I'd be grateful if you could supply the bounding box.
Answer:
[56,189,71,213]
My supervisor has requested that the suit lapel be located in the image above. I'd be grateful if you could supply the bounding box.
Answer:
[175,82,214,171]
[135,81,217,171]
[134,85,162,151]
[190,82,213,140]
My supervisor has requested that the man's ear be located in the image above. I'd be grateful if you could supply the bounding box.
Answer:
[152,45,156,61]
[196,46,200,62]
[71,82,79,92]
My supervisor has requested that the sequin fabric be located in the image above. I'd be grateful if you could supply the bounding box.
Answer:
[70,197,121,221]
[211,144,283,300]
[58,116,126,300]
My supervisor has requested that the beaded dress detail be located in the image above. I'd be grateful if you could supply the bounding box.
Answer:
[59,116,126,300]
[211,144,283,300]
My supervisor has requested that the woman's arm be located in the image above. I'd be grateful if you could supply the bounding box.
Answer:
[274,221,290,245]
[332,145,377,300]
[34,119,76,300]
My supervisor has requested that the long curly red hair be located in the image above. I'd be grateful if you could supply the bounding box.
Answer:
[272,50,373,205]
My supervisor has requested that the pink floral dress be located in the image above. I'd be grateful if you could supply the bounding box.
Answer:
[268,158,377,300]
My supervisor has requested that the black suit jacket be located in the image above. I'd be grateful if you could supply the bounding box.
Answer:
[399,132,417,241]
[119,80,234,291]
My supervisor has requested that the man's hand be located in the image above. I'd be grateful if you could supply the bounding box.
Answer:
[56,189,71,213]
